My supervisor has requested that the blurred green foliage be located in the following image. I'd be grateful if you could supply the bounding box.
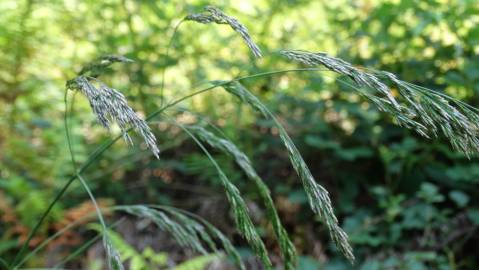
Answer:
[1,0,478,269]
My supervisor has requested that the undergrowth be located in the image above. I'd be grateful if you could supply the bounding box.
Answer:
[7,5,479,270]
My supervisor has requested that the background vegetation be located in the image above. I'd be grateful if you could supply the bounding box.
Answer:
[1,0,479,269]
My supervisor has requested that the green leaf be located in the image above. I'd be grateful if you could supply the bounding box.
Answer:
[449,190,469,207]
[418,182,444,203]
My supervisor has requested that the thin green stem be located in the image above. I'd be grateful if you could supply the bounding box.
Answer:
[63,89,112,266]
[14,212,97,269]
[10,175,77,268]
[54,236,100,268]
[53,219,124,269]
[167,107,229,139]
[75,174,108,232]
[63,89,108,229]
[1,258,11,270]
[160,18,185,107]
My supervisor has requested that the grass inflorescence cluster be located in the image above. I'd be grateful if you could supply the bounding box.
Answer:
[12,5,479,270]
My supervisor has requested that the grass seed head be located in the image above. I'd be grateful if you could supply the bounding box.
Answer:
[67,76,160,158]
[185,6,262,58]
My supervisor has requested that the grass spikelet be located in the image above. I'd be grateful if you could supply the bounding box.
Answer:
[104,237,124,270]
[280,50,399,109]
[219,81,355,263]
[211,162,273,269]
[188,125,297,269]
[66,76,160,158]
[281,49,479,157]
[185,6,262,58]
[173,120,273,269]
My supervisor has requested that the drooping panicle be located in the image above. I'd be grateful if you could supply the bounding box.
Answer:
[281,49,479,157]
[280,50,400,109]
[185,6,262,58]
[66,76,160,158]
[220,81,355,263]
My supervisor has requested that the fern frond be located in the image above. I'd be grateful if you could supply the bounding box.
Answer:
[188,125,298,269]
[219,81,355,263]
[185,6,262,58]
[281,49,479,157]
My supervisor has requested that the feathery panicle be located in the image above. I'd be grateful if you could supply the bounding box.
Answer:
[117,205,246,270]
[219,81,355,263]
[185,6,262,58]
[66,76,160,158]
[280,50,400,109]
[281,49,479,157]
[381,72,479,155]
[189,125,297,269]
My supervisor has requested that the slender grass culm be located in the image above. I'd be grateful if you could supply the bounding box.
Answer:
[12,4,479,270]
